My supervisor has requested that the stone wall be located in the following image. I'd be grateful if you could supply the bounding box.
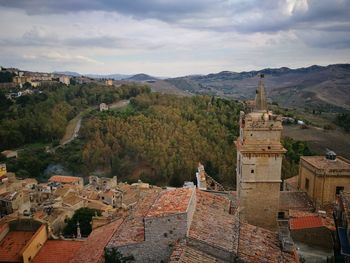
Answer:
[239,182,280,230]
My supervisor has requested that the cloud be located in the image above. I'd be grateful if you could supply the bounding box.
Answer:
[0,0,349,75]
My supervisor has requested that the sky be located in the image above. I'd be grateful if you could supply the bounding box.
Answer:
[0,0,349,77]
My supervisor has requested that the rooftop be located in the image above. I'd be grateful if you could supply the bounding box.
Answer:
[107,191,159,247]
[238,223,296,263]
[0,191,19,201]
[189,190,238,253]
[0,231,34,262]
[62,192,82,207]
[168,241,220,262]
[32,240,83,263]
[301,156,350,171]
[49,175,81,184]
[146,188,193,218]
[289,216,324,230]
[71,218,123,263]
[279,191,314,211]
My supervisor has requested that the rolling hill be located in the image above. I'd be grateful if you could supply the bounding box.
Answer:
[165,64,350,112]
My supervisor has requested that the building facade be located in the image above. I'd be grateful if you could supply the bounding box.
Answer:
[235,75,286,230]
[298,153,350,207]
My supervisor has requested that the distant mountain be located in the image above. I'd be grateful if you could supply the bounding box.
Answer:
[165,64,350,112]
[53,71,81,77]
[124,73,158,82]
[85,73,132,80]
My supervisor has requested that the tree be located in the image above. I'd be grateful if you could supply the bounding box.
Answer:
[63,208,101,237]
[105,248,135,263]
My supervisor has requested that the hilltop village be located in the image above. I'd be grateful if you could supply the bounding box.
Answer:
[0,75,350,263]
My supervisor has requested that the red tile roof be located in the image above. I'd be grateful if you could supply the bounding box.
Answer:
[70,218,123,263]
[0,231,34,262]
[289,216,323,230]
[32,240,83,263]
[146,188,193,218]
[49,175,81,184]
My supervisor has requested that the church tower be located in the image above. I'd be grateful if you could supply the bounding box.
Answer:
[235,74,286,230]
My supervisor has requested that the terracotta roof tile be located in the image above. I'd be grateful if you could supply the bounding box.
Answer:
[238,223,296,263]
[146,188,193,218]
[279,191,314,211]
[301,156,350,171]
[189,190,238,253]
[70,218,123,263]
[49,175,81,184]
[0,231,34,262]
[107,191,159,247]
[169,241,221,262]
[32,240,83,263]
[289,216,323,230]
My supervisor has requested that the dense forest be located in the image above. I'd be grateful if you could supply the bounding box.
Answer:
[1,82,312,187]
[0,83,150,149]
[79,94,242,187]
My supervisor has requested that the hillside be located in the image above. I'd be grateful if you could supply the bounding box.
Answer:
[124,73,158,81]
[166,64,350,112]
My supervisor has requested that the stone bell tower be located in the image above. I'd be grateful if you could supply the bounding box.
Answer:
[235,74,286,230]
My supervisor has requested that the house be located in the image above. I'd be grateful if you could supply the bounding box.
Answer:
[99,103,109,112]
[99,189,123,208]
[48,175,84,189]
[1,150,18,159]
[298,152,350,207]
[59,76,70,85]
[104,188,297,263]
[105,79,113,86]
[0,191,25,216]
[0,163,6,178]
[0,218,47,263]
[88,175,117,191]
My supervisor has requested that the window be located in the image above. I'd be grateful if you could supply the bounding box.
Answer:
[251,169,254,174]
[305,178,309,190]
[336,186,344,195]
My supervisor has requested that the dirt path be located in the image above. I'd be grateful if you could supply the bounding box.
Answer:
[109,99,129,109]
[60,113,82,145]
[59,100,130,146]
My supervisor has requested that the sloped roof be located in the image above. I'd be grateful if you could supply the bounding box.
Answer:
[0,231,34,262]
[169,241,222,263]
[238,223,296,263]
[279,191,314,211]
[289,216,323,230]
[189,190,238,253]
[49,175,81,184]
[32,240,83,263]
[70,218,123,263]
[146,188,193,218]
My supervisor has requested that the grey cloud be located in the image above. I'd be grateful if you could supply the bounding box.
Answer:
[0,27,162,50]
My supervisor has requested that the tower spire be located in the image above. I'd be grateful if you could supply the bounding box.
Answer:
[254,74,267,111]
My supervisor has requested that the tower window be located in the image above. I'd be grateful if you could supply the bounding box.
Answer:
[305,178,309,190]
[336,186,344,195]
[251,169,254,174]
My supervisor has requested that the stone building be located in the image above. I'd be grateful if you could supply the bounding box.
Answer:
[48,175,84,189]
[88,175,117,191]
[104,187,296,263]
[235,74,286,230]
[298,152,350,207]
[105,79,113,86]
[99,103,109,112]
